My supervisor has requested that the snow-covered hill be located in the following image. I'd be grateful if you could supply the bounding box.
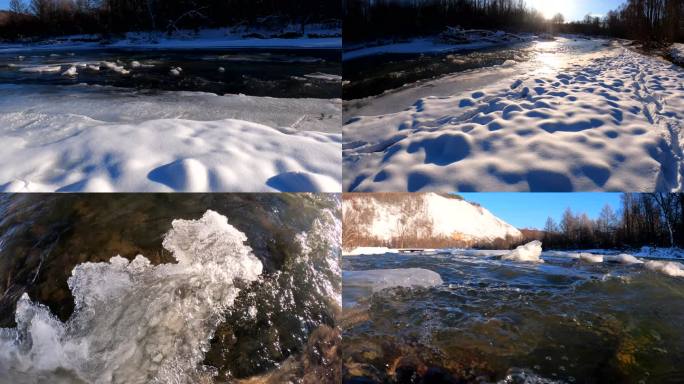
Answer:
[343,193,521,248]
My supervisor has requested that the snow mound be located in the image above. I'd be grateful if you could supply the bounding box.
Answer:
[0,117,341,192]
[0,210,263,383]
[343,268,443,292]
[644,260,684,277]
[502,240,543,263]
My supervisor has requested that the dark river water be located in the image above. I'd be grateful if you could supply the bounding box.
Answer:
[342,37,611,101]
[343,43,533,100]
[0,193,341,383]
[0,49,341,98]
[342,251,684,384]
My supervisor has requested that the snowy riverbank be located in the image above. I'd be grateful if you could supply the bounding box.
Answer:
[343,38,684,192]
[0,26,341,53]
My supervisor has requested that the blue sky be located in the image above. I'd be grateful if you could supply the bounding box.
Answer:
[460,193,622,229]
[0,0,10,10]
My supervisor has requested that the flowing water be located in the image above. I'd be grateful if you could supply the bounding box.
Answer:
[0,49,341,98]
[342,37,609,101]
[0,194,341,383]
[342,250,684,384]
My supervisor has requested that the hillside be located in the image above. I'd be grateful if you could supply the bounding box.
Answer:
[343,193,522,249]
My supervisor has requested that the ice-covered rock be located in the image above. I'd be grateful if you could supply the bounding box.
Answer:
[343,268,443,292]
[579,253,603,263]
[502,240,543,263]
[644,260,684,277]
[605,253,643,264]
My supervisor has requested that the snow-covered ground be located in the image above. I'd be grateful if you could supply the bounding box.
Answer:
[0,84,341,192]
[0,27,341,53]
[343,37,684,192]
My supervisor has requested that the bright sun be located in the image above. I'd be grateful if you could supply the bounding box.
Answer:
[527,0,569,20]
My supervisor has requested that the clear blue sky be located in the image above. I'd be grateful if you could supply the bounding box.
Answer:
[0,0,10,10]
[460,193,622,229]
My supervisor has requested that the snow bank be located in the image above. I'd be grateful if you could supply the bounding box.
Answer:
[644,260,684,277]
[344,42,684,192]
[0,117,341,192]
[343,30,531,61]
[0,210,263,383]
[633,247,684,260]
[669,43,684,65]
[343,268,443,292]
[0,27,341,53]
[502,240,543,263]
[343,247,394,256]
[0,84,341,192]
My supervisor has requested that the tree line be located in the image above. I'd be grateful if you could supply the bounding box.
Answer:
[1,0,340,40]
[539,193,684,250]
[344,0,684,44]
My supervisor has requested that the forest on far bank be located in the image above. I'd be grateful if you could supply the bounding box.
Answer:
[0,0,341,40]
[344,0,684,44]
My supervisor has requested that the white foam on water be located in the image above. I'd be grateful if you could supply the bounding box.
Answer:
[0,210,263,384]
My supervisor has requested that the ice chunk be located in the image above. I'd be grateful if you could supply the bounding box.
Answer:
[343,247,394,256]
[502,240,543,263]
[605,253,643,264]
[61,66,78,77]
[644,260,684,277]
[579,253,603,263]
[18,65,62,73]
[0,210,263,383]
[343,268,443,292]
